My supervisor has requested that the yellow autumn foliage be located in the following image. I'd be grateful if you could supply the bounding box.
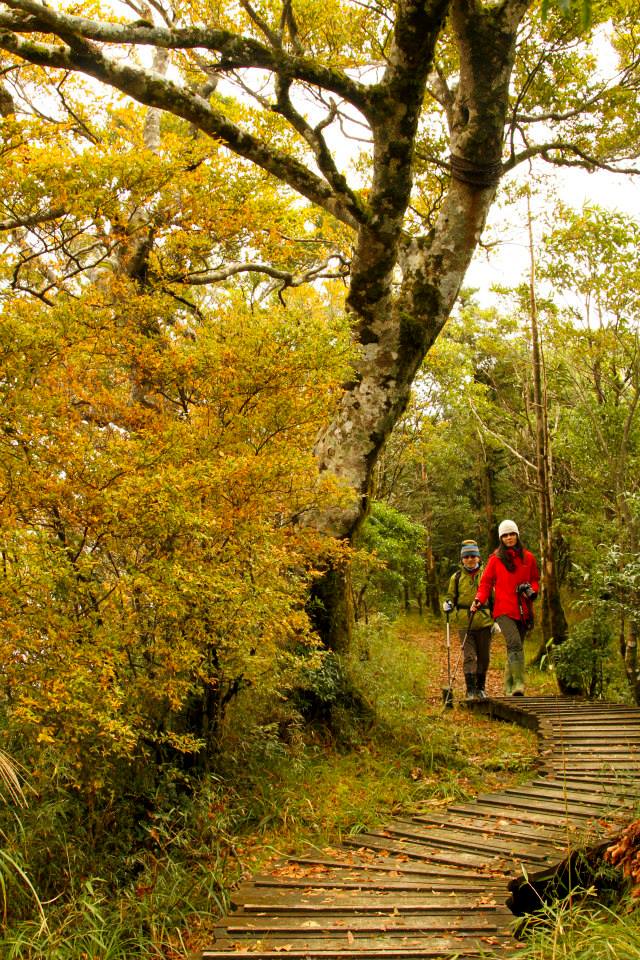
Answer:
[0,280,353,786]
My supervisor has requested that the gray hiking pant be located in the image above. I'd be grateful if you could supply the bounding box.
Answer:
[496,615,527,662]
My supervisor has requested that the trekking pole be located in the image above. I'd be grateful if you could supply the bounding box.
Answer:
[442,609,477,713]
[442,612,453,709]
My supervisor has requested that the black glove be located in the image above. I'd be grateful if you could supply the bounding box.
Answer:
[517,582,537,600]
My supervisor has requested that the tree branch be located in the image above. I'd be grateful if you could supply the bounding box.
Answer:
[0,31,368,229]
[504,140,640,175]
[166,255,349,288]
[0,207,65,231]
[468,398,538,471]
[0,0,373,116]
[272,75,359,208]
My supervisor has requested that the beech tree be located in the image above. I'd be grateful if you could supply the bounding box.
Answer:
[0,0,638,649]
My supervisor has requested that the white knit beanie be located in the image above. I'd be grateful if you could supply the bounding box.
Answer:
[498,519,519,538]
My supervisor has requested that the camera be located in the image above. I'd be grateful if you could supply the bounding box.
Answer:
[517,582,536,600]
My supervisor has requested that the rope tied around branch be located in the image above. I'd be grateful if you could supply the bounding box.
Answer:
[450,154,503,188]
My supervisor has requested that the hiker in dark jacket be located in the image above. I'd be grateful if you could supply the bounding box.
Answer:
[443,540,493,701]
[471,520,539,696]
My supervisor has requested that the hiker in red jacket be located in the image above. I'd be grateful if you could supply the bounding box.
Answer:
[470,520,539,696]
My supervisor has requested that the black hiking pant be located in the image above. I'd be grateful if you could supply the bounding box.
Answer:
[459,626,492,675]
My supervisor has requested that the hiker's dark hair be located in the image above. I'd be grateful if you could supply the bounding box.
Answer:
[496,537,523,572]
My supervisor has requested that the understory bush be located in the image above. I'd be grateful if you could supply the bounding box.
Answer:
[550,613,620,698]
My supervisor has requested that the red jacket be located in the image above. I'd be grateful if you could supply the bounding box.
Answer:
[475,547,540,622]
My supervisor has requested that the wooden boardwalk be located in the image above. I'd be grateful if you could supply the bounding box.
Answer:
[203,697,640,959]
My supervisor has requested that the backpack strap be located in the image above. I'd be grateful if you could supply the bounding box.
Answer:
[453,569,462,608]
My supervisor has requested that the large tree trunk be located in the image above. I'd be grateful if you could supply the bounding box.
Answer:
[308,563,355,656]
[311,1,530,648]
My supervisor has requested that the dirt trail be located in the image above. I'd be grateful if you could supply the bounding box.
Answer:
[408,618,514,705]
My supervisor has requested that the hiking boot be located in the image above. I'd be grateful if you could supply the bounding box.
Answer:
[511,653,525,696]
[504,659,514,696]
[464,673,478,701]
[476,673,488,699]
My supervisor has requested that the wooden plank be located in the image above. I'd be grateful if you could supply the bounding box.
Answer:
[379,822,555,863]
[204,942,513,959]
[252,877,508,893]
[282,856,486,880]
[499,785,634,809]
[545,761,640,773]
[235,893,511,913]
[547,732,640,739]
[207,933,515,955]
[548,731,640,739]
[252,871,508,893]
[533,775,640,793]
[544,775,640,795]
[342,833,507,871]
[446,801,596,830]
[409,813,571,849]
[222,915,509,934]
[548,742,640,752]
[473,790,627,819]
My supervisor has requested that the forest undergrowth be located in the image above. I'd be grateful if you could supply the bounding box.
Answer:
[0,612,638,958]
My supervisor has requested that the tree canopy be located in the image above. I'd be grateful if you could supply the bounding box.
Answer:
[0,0,638,577]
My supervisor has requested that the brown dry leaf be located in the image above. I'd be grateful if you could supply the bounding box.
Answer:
[346,931,355,944]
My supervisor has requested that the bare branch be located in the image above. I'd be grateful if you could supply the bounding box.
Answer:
[468,398,538,470]
[167,255,349,288]
[504,140,640,176]
[272,76,359,207]
[0,207,66,231]
[426,64,454,128]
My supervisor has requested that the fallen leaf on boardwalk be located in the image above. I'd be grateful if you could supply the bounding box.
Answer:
[347,931,355,944]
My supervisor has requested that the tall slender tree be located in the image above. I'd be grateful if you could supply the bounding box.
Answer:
[526,191,569,649]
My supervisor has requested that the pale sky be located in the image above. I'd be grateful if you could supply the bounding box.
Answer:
[465,167,640,304]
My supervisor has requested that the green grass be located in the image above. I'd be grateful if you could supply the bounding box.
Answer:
[514,890,640,960]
